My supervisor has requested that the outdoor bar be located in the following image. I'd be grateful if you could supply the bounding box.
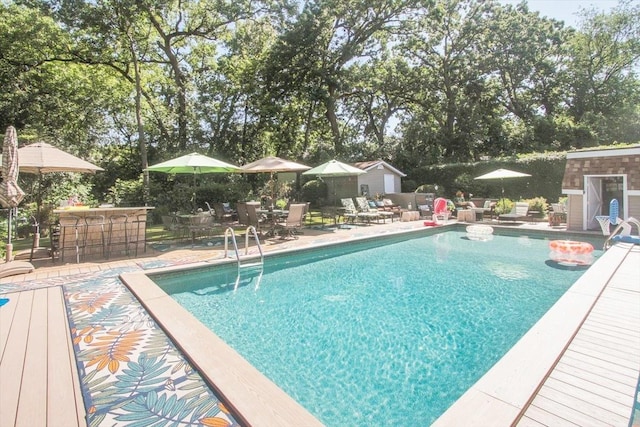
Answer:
[53,206,154,261]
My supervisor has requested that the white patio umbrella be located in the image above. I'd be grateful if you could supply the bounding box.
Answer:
[474,168,531,210]
[240,156,310,174]
[1,126,25,262]
[302,160,366,205]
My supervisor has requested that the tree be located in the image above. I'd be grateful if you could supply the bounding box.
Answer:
[564,1,640,146]
[264,0,431,156]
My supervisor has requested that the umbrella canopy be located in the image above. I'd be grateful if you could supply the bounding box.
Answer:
[145,152,240,174]
[240,156,310,206]
[17,142,104,174]
[1,126,25,262]
[474,168,531,180]
[303,160,366,205]
[0,126,25,208]
[240,156,310,173]
[146,153,240,211]
[475,168,531,209]
[302,159,366,177]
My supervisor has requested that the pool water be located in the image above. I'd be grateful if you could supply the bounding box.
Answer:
[155,230,599,426]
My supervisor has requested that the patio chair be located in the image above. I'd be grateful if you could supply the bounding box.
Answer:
[432,197,451,223]
[245,202,265,234]
[211,202,236,223]
[161,215,180,239]
[236,202,250,226]
[498,202,529,222]
[469,200,496,221]
[275,203,307,239]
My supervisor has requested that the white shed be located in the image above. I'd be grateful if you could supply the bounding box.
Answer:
[353,160,406,197]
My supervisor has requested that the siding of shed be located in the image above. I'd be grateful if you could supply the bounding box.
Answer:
[357,166,401,195]
[562,154,640,191]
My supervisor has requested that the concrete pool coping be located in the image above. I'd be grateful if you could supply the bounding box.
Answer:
[120,226,637,426]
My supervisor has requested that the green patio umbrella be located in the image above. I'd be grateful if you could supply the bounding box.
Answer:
[145,152,240,211]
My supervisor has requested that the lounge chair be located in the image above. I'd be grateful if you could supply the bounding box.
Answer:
[355,197,393,223]
[381,198,402,220]
[275,203,307,239]
[340,198,360,223]
[498,202,529,222]
[432,197,450,223]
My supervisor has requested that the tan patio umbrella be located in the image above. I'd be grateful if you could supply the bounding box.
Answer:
[12,141,104,253]
[240,156,311,174]
[17,142,105,174]
[1,126,26,262]
[240,156,311,204]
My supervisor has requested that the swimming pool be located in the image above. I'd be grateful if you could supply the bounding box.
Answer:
[153,229,600,426]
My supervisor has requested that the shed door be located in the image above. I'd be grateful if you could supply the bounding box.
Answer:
[585,177,602,230]
[384,174,395,193]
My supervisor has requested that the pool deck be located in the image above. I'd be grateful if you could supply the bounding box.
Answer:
[1,219,639,426]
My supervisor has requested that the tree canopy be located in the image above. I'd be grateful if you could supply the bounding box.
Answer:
[1,0,639,203]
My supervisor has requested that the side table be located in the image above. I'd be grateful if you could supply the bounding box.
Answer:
[456,209,476,222]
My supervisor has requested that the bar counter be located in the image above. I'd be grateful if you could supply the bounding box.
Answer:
[53,206,154,261]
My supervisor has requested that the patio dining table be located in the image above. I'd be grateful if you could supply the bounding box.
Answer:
[174,213,217,244]
[257,209,288,236]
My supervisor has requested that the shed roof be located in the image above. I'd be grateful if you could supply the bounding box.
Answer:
[352,160,406,177]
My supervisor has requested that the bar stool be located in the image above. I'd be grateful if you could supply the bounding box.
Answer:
[128,212,147,257]
[83,215,106,259]
[57,215,82,264]
[107,214,129,259]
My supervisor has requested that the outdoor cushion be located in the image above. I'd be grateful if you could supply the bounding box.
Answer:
[0,261,35,279]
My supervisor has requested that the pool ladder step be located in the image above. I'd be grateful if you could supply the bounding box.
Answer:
[224,227,264,290]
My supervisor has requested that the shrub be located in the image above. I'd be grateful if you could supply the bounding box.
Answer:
[494,198,514,215]
[301,180,327,207]
[524,197,548,218]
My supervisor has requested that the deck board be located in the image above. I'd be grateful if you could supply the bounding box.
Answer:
[0,290,34,426]
[0,287,85,427]
[15,288,48,426]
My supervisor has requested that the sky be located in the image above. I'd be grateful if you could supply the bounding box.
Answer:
[498,0,623,28]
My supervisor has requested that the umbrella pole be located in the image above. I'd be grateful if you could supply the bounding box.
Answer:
[6,208,13,262]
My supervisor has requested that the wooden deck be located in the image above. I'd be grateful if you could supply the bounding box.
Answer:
[0,286,85,427]
[517,245,640,426]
